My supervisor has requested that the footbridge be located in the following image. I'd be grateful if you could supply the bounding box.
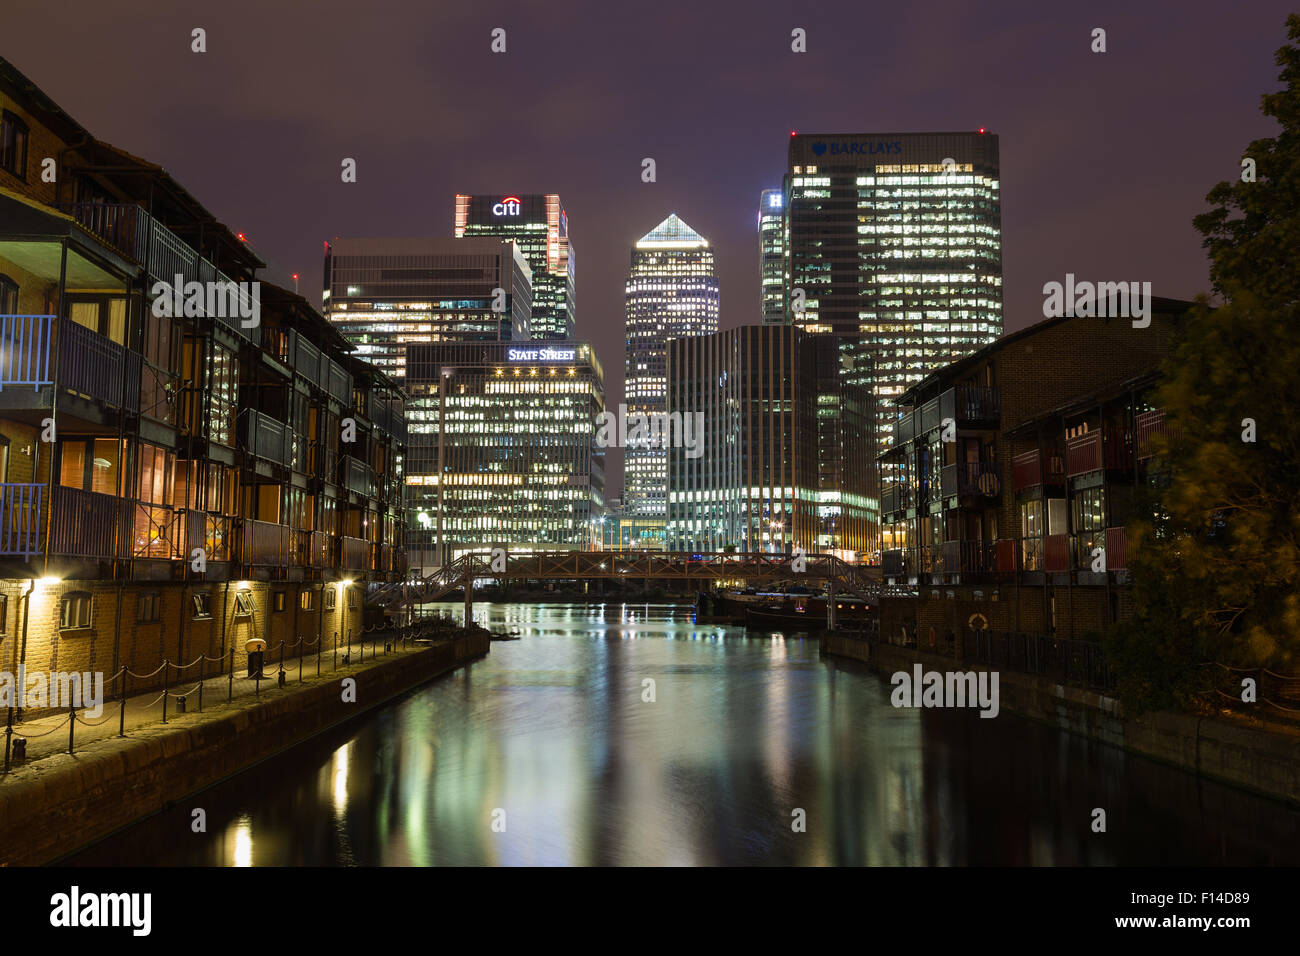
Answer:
[368,550,881,617]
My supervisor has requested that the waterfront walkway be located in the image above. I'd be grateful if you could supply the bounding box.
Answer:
[0,625,474,779]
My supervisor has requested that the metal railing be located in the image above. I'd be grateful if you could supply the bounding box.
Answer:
[0,315,54,390]
[0,483,43,557]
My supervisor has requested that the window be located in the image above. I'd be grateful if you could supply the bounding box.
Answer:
[192,592,212,619]
[346,587,358,609]
[234,590,255,616]
[324,588,337,611]
[60,592,93,630]
[272,591,286,613]
[0,274,17,315]
[0,111,29,180]
[0,594,7,635]
[300,589,317,612]
[138,592,160,623]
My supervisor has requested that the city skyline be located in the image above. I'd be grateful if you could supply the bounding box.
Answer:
[4,0,1286,491]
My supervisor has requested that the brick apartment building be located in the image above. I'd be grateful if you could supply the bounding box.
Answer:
[0,58,406,717]
[877,298,1193,643]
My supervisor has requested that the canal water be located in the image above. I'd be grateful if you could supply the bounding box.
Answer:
[67,603,1300,866]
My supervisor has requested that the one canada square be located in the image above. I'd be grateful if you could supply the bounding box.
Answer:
[783,131,1002,450]
[624,214,719,545]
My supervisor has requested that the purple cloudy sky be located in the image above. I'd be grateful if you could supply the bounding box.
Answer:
[6,0,1292,490]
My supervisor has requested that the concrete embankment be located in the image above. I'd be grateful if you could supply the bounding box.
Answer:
[824,634,1300,805]
[0,631,489,865]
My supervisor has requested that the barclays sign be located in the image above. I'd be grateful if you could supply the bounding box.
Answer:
[810,140,903,158]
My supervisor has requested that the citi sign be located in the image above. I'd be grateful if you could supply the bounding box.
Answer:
[493,196,523,216]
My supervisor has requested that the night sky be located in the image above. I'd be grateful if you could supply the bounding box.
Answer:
[6,0,1291,491]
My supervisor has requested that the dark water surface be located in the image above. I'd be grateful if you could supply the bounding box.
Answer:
[67,603,1300,866]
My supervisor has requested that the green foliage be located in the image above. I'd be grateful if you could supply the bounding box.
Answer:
[1111,17,1300,712]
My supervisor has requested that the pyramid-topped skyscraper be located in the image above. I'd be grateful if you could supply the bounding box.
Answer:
[623,214,720,548]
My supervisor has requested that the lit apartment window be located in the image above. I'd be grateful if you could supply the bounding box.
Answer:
[138,592,160,623]
[60,592,93,630]
[0,111,28,180]
[192,592,213,619]
[300,589,317,611]
[0,594,8,636]
[325,588,337,611]
[273,591,286,613]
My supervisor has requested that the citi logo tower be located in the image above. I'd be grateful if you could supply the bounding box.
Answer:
[492,196,522,216]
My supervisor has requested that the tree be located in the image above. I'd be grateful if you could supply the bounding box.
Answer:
[1106,16,1300,711]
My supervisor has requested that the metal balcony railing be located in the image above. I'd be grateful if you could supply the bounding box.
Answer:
[340,535,368,570]
[1136,409,1179,460]
[1012,448,1065,491]
[0,315,53,390]
[342,456,377,497]
[0,483,43,557]
[56,202,258,343]
[48,485,127,559]
[1065,428,1133,477]
[939,385,1000,426]
[241,519,290,565]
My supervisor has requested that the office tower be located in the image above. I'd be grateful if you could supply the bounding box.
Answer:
[623,213,719,549]
[323,236,532,383]
[759,189,785,325]
[403,341,605,568]
[666,326,874,557]
[784,132,1002,451]
[454,194,575,340]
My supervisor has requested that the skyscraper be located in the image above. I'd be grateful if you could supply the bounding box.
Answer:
[404,341,605,569]
[623,213,720,548]
[455,193,575,340]
[783,132,1002,451]
[759,189,785,325]
[666,326,875,556]
[324,236,532,383]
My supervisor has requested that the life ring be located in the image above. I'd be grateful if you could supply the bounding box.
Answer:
[968,613,989,631]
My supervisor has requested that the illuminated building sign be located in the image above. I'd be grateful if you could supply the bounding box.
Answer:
[493,196,522,216]
[508,347,576,362]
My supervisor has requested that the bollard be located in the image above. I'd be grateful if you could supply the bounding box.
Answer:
[299,642,304,683]
[229,647,235,702]
[198,656,205,713]
[11,738,25,764]
[161,660,170,724]
[176,694,187,714]
[333,632,338,671]
[68,699,75,755]
[119,672,127,737]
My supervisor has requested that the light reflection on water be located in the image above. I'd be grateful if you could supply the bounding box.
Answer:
[66,603,1300,866]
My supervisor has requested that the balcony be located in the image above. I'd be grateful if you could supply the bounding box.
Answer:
[940,385,1000,427]
[0,315,140,410]
[48,485,127,559]
[1136,409,1179,460]
[55,202,257,343]
[1012,448,1065,492]
[342,456,378,497]
[894,410,915,445]
[326,360,352,404]
[1044,533,1073,572]
[1065,428,1133,477]
[241,409,303,470]
[919,398,941,434]
[941,461,1001,500]
[340,535,368,571]
[1105,526,1129,570]
[0,483,43,557]
[241,518,290,565]
[881,482,905,516]
[882,548,906,576]
[941,539,996,575]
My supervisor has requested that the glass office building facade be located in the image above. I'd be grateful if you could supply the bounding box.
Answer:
[623,213,720,548]
[783,132,1002,453]
[666,326,875,557]
[324,236,532,384]
[455,193,575,341]
[403,341,605,568]
[759,189,785,326]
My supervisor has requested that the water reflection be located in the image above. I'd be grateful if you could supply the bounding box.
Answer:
[66,603,1300,866]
